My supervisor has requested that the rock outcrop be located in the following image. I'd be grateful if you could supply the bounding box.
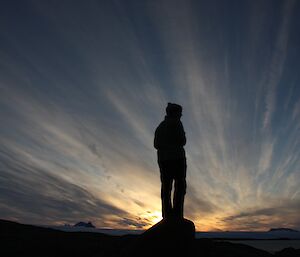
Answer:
[123,218,195,257]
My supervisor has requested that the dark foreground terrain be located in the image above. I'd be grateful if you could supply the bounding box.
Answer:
[1,219,299,257]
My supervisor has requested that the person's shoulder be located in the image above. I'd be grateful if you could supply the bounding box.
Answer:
[155,120,165,130]
[160,119,168,125]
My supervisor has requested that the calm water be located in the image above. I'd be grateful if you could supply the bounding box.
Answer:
[226,240,300,253]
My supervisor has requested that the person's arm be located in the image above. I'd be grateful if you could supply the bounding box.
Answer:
[178,121,186,146]
[154,126,160,149]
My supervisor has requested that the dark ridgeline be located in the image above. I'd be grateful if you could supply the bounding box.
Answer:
[2,219,299,257]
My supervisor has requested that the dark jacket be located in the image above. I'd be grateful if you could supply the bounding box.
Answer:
[154,116,186,161]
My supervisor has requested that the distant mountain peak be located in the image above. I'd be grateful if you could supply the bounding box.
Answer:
[74,221,95,228]
[269,228,299,232]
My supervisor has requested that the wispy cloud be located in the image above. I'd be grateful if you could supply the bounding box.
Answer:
[0,148,127,226]
[262,0,296,130]
[222,199,300,231]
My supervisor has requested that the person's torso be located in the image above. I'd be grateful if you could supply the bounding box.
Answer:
[156,118,186,161]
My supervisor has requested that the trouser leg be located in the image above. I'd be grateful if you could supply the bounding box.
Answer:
[173,159,187,218]
[161,174,172,219]
[173,177,186,218]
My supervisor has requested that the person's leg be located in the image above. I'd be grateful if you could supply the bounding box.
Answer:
[160,162,173,219]
[173,159,187,219]
[161,175,172,219]
[173,178,186,218]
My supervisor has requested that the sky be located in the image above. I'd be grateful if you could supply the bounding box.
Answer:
[0,0,300,232]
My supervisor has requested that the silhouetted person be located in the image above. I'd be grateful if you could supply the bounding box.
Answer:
[154,103,187,220]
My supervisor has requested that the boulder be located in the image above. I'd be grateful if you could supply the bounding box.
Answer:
[123,218,195,257]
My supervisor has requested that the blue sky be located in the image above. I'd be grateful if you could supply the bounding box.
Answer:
[0,0,299,231]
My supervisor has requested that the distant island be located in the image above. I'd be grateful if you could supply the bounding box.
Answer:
[74,221,95,228]
[269,228,299,232]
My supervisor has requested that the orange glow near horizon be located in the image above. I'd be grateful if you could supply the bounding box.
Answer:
[141,210,163,229]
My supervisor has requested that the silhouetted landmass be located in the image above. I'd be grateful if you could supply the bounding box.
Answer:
[269,228,299,232]
[1,219,299,257]
[74,221,95,228]
[274,247,300,257]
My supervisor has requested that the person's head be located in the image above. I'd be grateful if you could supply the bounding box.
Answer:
[166,103,182,119]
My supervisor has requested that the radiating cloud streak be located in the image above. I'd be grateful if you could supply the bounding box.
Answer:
[262,0,296,130]
[0,147,127,226]
[222,199,300,231]
[0,0,299,231]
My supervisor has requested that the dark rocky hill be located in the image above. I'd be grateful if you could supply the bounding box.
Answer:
[74,221,95,228]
